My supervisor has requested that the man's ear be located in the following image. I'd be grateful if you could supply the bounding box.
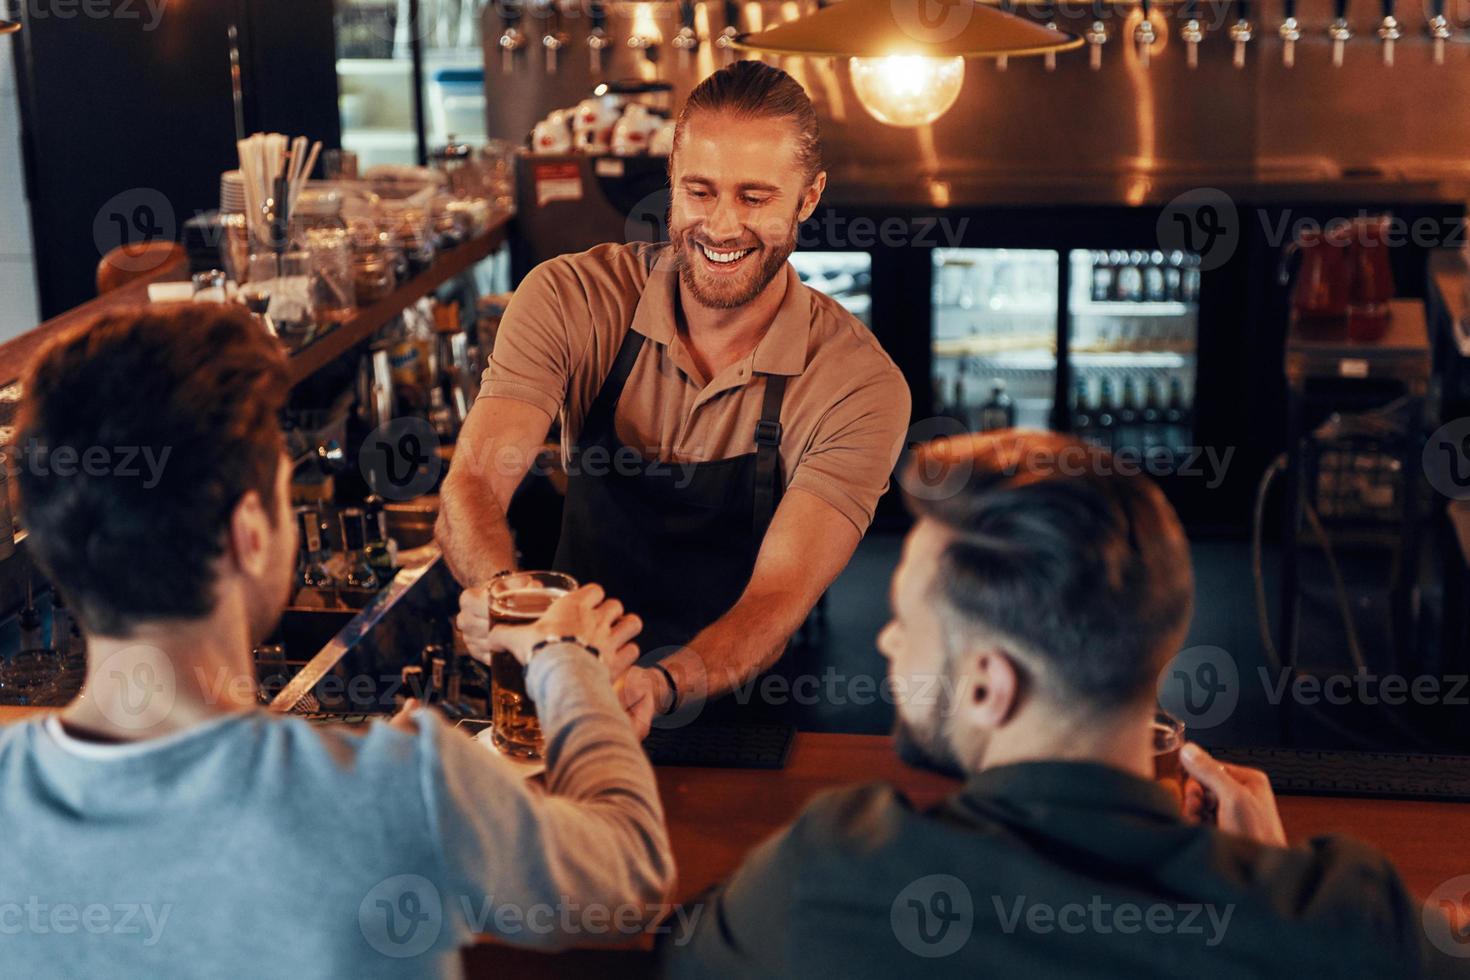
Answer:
[226,489,271,578]
[953,645,1021,732]
[798,171,827,223]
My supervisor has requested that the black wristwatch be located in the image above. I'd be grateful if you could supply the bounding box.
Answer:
[652,662,679,716]
[528,635,601,664]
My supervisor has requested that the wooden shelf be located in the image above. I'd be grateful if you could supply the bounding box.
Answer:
[286,215,510,384]
[0,212,511,397]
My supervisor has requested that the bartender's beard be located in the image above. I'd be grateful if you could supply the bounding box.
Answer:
[670,209,799,310]
[893,661,969,780]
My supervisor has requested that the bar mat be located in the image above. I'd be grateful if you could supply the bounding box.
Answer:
[643,723,796,770]
[1211,746,1470,802]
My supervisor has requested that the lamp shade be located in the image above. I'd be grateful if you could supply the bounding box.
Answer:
[732,0,1082,60]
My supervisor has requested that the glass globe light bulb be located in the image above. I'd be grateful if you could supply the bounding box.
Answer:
[848,55,966,127]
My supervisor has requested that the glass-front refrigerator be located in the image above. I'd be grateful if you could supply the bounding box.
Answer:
[334,0,487,169]
[791,251,872,328]
[931,248,1059,431]
[1065,249,1200,469]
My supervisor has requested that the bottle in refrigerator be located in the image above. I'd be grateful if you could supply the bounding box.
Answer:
[1164,377,1191,456]
[1114,251,1142,302]
[1144,252,1167,303]
[1094,377,1119,451]
[1140,376,1165,456]
[978,380,1015,431]
[1091,251,1114,303]
[1071,378,1093,441]
[1118,377,1140,451]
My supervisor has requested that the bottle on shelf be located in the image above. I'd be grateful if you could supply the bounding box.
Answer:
[296,507,335,591]
[1165,250,1185,303]
[1164,376,1191,456]
[1144,251,1167,303]
[1114,250,1142,302]
[1094,377,1118,451]
[978,379,1015,431]
[1071,378,1093,441]
[18,582,44,654]
[363,495,396,580]
[1182,253,1202,304]
[1118,376,1140,451]
[951,364,971,430]
[338,508,380,592]
[1090,250,1114,303]
[1140,375,1165,456]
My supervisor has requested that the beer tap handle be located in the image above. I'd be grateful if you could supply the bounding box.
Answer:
[1042,2,1061,70]
[1329,0,1351,66]
[499,0,527,75]
[587,0,610,74]
[1085,16,1108,70]
[1229,0,1253,67]
[1377,0,1400,64]
[1134,0,1156,67]
[1429,0,1452,64]
[1180,0,1202,69]
[716,0,741,62]
[996,0,1014,70]
[1279,0,1301,67]
[541,0,568,74]
[674,0,700,70]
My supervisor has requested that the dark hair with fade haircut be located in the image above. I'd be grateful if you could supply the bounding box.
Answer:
[673,59,823,185]
[15,304,289,637]
[904,430,1194,712]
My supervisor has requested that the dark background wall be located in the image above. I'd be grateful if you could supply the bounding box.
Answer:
[10,0,341,319]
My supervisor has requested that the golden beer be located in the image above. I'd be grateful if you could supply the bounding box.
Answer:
[488,571,576,760]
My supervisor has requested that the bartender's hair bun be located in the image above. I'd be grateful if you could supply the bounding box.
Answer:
[16,304,289,637]
[904,430,1194,712]
[673,59,823,185]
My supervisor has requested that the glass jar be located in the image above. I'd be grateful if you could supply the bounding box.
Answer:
[292,189,356,324]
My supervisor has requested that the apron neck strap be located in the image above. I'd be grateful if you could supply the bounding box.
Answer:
[752,373,787,544]
[583,329,646,435]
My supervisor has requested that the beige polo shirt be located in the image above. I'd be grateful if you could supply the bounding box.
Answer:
[478,242,911,533]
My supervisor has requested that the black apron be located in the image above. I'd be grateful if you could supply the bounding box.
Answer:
[552,326,787,671]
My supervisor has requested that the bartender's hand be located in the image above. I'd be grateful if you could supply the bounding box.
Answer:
[616,667,672,740]
[456,586,496,662]
[1180,743,1287,847]
[465,583,643,675]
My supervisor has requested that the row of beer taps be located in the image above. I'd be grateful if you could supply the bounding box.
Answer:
[497,0,753,74]
[490,0,1459,75]
[1081,0,1459,70]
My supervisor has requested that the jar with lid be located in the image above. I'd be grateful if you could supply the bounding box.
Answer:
[291,188,357,325]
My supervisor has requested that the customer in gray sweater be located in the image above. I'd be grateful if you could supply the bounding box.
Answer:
[0,305,674,978]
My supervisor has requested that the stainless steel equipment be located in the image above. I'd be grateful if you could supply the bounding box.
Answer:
[477,0,1470,209]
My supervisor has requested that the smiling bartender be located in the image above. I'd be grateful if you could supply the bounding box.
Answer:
[438,61,909,735]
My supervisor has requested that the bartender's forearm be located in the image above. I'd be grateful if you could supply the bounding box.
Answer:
[662,585,819,704]
[436,471,517,586]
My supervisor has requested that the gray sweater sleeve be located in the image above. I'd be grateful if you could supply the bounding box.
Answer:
[422,644,676,950]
